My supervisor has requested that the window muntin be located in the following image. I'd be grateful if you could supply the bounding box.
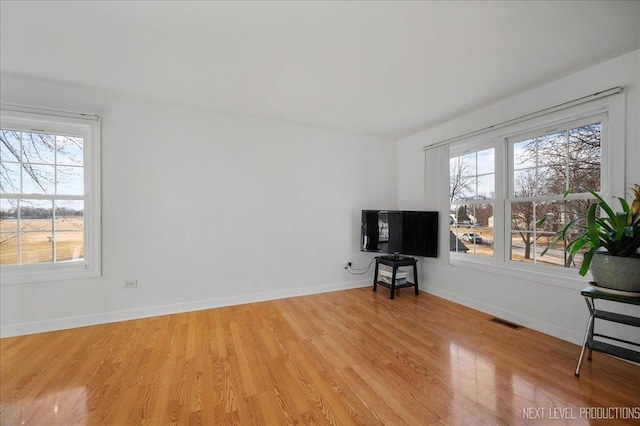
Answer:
[450,148,495,258]
[0,109,100,283]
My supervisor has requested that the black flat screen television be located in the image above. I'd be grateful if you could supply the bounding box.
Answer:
[361,210,438,258]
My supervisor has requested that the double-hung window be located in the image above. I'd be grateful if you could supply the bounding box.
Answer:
[507,116,605,271]
[446,90,623,281]
[0,107,101,284]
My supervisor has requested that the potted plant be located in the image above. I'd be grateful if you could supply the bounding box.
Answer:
[541,185,640,293]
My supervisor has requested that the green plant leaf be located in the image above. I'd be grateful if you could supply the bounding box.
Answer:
[569,237,589,253]
[536,215,548,227]
[618,197,631,212]
[595,217,614,234]
[586,203,601,250]
[612,212,628,241]
[584,187,617,221]
[579,248,597,276]
[566,234,588,253]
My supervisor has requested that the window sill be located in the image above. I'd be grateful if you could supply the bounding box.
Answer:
[449,256,590,290]
[0,263,100,285]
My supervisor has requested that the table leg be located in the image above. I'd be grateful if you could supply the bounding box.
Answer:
[390,267,396,299]
[373,260,379,292]
[413,262,419,295]
[586,298,595,361]
[575,312,595,377]
[575,296,597,377]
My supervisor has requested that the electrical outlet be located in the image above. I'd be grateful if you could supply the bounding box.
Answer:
[123,279,138,288]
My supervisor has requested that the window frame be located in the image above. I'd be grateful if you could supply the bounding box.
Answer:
[446,93,625,287]
[0,108,101,284]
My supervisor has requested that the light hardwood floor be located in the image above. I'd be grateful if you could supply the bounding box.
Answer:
[1,288,639,425]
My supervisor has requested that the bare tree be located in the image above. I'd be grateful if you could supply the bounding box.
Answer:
[511,169,540,259]
[450,157,474,201]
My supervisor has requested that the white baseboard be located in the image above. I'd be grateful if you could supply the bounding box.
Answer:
[0,280,370,338]
[423,285,584,345]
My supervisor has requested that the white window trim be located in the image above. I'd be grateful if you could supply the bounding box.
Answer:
[444,91,625,288]
[0,108,101,284]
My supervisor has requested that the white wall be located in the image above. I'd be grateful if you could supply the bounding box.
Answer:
[0,74,397,337]
[3,51,638,344]
[397,50,640,345]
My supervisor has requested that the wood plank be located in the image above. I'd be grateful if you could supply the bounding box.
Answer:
[2,288,639,425]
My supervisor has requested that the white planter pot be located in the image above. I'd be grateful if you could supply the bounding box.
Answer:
[590,252,640,293]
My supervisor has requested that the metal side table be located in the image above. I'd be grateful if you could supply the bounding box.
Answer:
[575,285,640,377]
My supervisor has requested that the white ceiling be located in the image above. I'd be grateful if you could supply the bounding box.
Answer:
[1,1,639,140]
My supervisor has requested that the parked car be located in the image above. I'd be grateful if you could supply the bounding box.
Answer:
[461,233,482,243]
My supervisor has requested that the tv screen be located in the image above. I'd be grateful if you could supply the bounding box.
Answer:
[361,210,438,258]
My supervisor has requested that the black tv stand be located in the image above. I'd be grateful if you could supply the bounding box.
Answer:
[373,256,419,299]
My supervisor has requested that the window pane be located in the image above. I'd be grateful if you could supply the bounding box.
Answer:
[461,152,476,176]
[22,132,56,165]
[0,233,18,264]
[513,140,536,169]
[450,157,474,201]
[0,199,18,265]
[0,199,17,231]
[19,199,53,264]
[474,203,494,229]
[20,200,53,232]
[449,205,466,252]
[510,201,534,262]
[0,130,21,162]
[20,231,54,264]
[56,166,83,195]
[450,203,494,257]
[477,174,494,199]
[56,136,84,166]
[536,166,558,196]
[0,161,20,193]
[469,204,493,257]
[22,164,55,194]
[55,232,84,262]
[513,169,536,197]
[477,148,495,175]
[510,201,548,264]
[453,204,471,227]
[463,177,477,199]
[55,200,84,218]
[55,200,84,262]
[536,131,566,158]
[568,123,601,192]
[510,231,534,263]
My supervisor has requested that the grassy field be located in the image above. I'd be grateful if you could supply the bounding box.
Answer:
[0,218,84,265]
